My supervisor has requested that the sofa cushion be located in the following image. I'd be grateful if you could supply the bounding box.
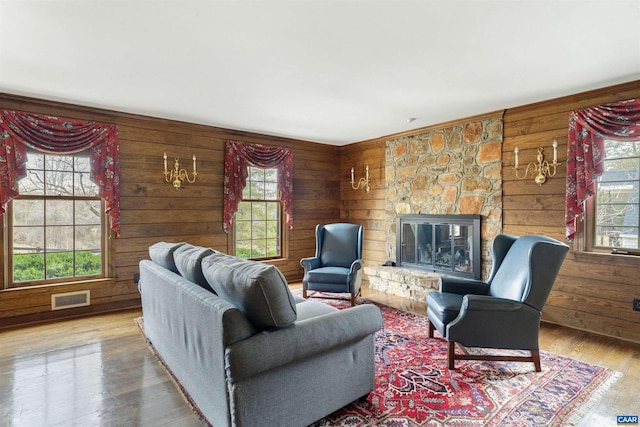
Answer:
[202,252,297,331]
[149,242,185,273]
[173,244,216,292]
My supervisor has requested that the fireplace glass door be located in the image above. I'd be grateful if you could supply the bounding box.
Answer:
[397,215,480,280]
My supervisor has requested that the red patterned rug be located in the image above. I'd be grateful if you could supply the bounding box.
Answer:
[137,295,620,426]
[307,294,619,427]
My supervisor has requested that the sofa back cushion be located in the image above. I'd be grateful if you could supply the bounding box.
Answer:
[149,242,185,273]
[202,252,297,331]
[173,244,216,292]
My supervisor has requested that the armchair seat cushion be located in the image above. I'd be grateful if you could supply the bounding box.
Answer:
[427,292,464,326]
[307,266,352,285]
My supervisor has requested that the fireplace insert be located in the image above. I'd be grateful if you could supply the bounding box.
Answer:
[396,214,481,280]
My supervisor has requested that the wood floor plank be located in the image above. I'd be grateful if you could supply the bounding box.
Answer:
[1,284,639,426]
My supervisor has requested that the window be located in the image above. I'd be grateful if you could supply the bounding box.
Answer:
[6,150,106,288]
[234,166,282,260]
[591,140,640,250]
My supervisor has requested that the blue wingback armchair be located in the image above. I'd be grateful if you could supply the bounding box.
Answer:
[427,234,569,371]
[300,223,364,306]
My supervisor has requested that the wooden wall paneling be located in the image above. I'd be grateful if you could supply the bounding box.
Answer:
[502,80,640,343]
[0,93,339,327]
[340,139,389,277]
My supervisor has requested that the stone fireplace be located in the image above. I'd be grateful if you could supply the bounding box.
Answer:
[365,114,503,301]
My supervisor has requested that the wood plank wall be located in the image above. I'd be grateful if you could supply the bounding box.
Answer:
[502,80,640,343]
[340,139,388,274]
[0,94,340,327]
[341,80,640,343]
[3,80,640,342]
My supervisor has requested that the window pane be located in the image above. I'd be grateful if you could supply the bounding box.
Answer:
[75,250,101,276]
[250,167,265,182]
[48,155,74,171]
[594,226,639,249]
[13,199,44,226]
[13,253,45,282]
[601,158,639,181]
[252,202,267,220]
[266,239,278,257]
[46,200,74,225]
[254,221,266,239]
[236,220,251,240]
[236,240,251,259]
[25,151,45,170]
[74,154,91,172]
[265,182,278,200]
[75,200,101,225]
[46,251,74,279]
[266,220,279,238]
[266,202,279,220]
[251,240,265,258]
[76,225,101,250]
[237,202,251,220]
[603,140,640,159]
[46,226,74,252]
[249,181,265,199]
[264,168,277,182]
[74,172,98,196]
[45,171,73,195]
[19,170,45,195]
[13,227,44,253]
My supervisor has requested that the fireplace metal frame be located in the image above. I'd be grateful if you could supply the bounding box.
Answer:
[396,214,481,280]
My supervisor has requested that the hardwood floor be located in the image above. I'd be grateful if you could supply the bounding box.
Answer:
[1,284,638,426]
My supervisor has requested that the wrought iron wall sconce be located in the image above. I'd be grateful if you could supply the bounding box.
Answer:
[513,140,560,186]
[163,152,198,189]
[351,165,370,192]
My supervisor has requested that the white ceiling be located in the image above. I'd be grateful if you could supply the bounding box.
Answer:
[1,1,640,146]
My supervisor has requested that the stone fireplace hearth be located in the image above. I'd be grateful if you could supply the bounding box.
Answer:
[365,114,503,301]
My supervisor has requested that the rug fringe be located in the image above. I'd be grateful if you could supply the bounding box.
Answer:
[564,369,623,426]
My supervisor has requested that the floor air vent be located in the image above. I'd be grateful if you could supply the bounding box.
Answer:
[51,290,90,310]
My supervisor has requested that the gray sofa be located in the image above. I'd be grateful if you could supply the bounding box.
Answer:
[138,242,383,427]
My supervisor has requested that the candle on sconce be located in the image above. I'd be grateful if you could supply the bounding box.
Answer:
[552,140,558,163]
[163,152,168,172]
[514,147,519,168]
[193,154,197,173]
[365,165,369,180]
[351,167,354,183]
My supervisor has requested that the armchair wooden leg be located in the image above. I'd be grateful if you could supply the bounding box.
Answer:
[303,289,308,299]
[427,320,435,338]
[448,341,456,370]
[532,349,541,372]
[350,289,361,306]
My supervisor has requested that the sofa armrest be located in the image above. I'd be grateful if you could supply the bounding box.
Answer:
[225,304,383,381]
[439,276,490,295]
[300,256,321,271]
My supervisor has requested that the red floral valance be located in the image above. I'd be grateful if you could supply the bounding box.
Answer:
[223,140,293,233]
[565,98,640,242]
[0,109,121,237]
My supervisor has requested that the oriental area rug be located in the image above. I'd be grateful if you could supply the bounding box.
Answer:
[136,295,620,427]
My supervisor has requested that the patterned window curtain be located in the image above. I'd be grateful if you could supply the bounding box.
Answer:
[0,109,121,237]
[565,98,640,242]
[223,140,293,233]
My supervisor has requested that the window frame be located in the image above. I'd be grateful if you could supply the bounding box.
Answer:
[585,139,640,253]
[229,165,288,261]
[2,150,111,289]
